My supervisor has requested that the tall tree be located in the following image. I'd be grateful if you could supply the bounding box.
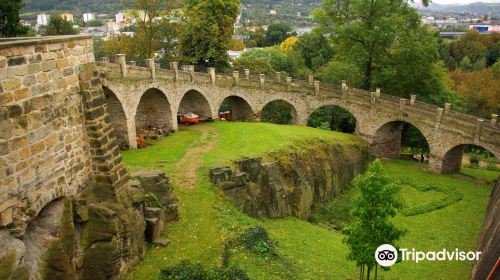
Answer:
[264,23,295,46]
[314,0,424,89]
[294,31,334,70]
[129,0,173,59]
[45,14,78,35]
[343,159,405,280]
[0,0,28,37]
[179,0,239,69]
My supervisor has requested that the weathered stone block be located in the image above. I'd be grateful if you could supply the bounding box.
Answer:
[42,60,56,71]
[27,63,41,74]
[7,56,26,66]
[14,88,30,101]
[3,78,21,91]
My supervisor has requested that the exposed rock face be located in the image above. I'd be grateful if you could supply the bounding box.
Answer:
[0,171,178,280]
[471,177,500,280]
[210,142,369,219]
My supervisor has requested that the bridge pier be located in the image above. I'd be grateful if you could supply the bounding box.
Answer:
[368,122,404,159]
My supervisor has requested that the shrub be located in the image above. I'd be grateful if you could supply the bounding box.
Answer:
[238,226,275,256]
[469,151,481,168]
[158,261,250,280]
[159,261,205,280]
[207,266,250,280]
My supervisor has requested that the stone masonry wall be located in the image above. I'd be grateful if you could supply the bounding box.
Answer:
[0,36,95,232]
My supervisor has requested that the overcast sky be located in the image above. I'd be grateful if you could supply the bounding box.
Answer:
[430,0,500,4]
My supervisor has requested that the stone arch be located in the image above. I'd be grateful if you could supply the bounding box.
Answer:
[438,143,500,173]
[260,99,299,125]
[371,120,430,159]
[218,95,254,121]
[135,88,174,135]
[307,104,358,133]
[102,86,129,149]
[177,89,212,119]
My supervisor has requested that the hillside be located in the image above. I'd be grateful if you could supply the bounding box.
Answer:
[121,122,497,280]
[415,2,500,16]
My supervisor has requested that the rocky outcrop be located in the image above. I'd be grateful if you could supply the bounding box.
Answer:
[0,171,178,280]
[471,177,500,280]
[210,142,369,219]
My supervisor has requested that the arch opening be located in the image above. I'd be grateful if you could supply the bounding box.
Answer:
[372,121,430,161]
[218,96,254,121]
[135,88,173,137]
[307,105,356,133]
[178,90,212,124]
[260,100,298,125]
[441,144,499,174]
[103,86,129,149]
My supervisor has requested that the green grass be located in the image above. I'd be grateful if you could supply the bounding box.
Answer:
[122,128,200,174]
[123,122,494,280]
[459,167,500,184]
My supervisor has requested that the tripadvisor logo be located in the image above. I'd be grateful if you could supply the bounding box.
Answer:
[375,244,481,267]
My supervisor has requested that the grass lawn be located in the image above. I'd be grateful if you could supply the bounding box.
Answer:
[123,122,497,280]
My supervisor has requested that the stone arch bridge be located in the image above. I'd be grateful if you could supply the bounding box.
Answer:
[98,55,500,174]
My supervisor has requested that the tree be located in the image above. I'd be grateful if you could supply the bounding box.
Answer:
[315,60,363,87]
[129,0,173,59]
[307,105,356,133]
[314,0,425,89]
[238,47,289,73]
[45,14,77,35]
[264,23,294,46]
[261,100,294,124]
[179,0,239,69]
[294,31,334,71]
[343,159,405,280]
[279,36,299,54]
[233,56,274,75]
[228,38,246,51]
[0,0,29,37]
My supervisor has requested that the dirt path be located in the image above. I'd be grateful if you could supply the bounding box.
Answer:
[173,124,218,188]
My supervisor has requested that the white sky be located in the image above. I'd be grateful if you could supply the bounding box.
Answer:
[430,0,500,4]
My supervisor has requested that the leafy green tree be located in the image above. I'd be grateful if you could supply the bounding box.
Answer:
[45,14,77,35]
[375,27,454,103]
[460,56,472,71]
[261,100,295,124]
[315,60,363,87]
[294,31,334,71]
[179,0,239,69]
[307,105,356,133]
[343,159,405,280]
[401,124,430,162]
[472,57,486,71]
[314,0,426,89]
[233,56,274,75]
[0,0,30,37]
[129,0,172,59]
[238,47,289,73]
[264,23,295,46]
[486,41,500,67]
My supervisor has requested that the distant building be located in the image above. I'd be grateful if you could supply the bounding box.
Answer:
[37,13,49,26]
[61,13,74,22]
[106,21,121,36]
[269,10,277,15]
[469,25,500,33]
[83,13,96,23]
[116,12,126,24]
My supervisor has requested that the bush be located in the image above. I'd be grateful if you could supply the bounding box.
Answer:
[159,261,205,280]
[158,261,250,280]
[239,226,275,256]
[469,151,481,168]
